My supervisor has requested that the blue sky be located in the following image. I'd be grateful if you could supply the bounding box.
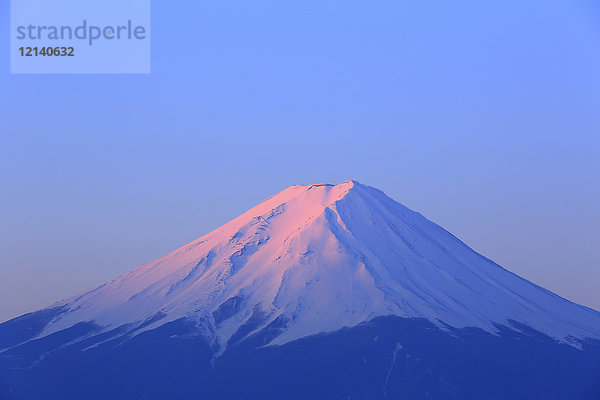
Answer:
[1,0,599,322]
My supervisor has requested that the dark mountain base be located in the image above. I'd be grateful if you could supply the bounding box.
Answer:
[1,315,600,400]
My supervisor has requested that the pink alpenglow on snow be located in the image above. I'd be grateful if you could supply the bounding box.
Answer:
[39,180,600,351]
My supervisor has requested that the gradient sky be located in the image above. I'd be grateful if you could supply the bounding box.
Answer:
[1,0,599,322]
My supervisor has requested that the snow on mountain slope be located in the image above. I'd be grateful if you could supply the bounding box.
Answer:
[38,180,600,349]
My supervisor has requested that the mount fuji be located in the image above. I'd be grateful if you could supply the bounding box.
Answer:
[2,181,599,399]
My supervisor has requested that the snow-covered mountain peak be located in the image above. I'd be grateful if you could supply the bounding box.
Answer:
[38,181,600,349]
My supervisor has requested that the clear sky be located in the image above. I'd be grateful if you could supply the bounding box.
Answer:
[1,0,599,322]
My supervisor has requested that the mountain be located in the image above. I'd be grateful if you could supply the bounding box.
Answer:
[1,180,600,399]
